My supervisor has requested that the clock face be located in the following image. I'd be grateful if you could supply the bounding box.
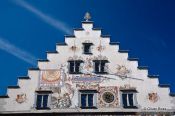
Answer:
[102,92,115,103]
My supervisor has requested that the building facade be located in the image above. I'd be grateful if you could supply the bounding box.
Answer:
[0,13,175,115]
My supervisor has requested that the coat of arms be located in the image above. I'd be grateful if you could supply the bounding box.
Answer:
[148,92,159,103]
[16,93,27,104]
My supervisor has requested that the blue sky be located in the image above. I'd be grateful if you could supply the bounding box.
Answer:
[0,0,175,95]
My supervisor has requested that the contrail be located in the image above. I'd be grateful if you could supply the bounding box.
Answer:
[14,0,72,34]
[0,37,36,65]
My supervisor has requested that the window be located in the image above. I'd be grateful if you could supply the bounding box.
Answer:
[69,60,83,74]
[121,91,137,108]
[35,91,52,110]
[93,60,108,74]
[83,43,93,54]
[79,90,97,109]
[36,94,49,109]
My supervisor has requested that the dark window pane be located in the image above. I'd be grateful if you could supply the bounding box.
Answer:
[81,94,87,107]
[100,62,105,72]
[88,94,94,107]
[122,94,128,107]
[69,62,74,73]
[95,62,100,72]
[84,45,90,53]
[43,95,48,108]
[128,94,134,106]
[75,62,80,73]
[36,95,42,108]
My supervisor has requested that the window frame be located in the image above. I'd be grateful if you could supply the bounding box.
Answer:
[35,91,52,110]
[82,43,93,54]
[68,60,83,74]
[120,90,138,109]
[79,90,97,109]
[93,60,108,74]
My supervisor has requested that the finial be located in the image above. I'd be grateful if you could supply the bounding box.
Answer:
[84,12,91,21]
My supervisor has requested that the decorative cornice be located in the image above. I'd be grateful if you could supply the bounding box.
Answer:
[46,51,58,54]
[158,84,170,88]
[64,35,75,38]
[137,66,148,70]
[8,85,20,89]
[37,59,49,62]
[18,76,30,79]
[82,21,94,24]
[56,43,67,45]
[169,93,175,97]
[109,42,120,45]
[93,28,102,30]
[148,75,159,78]
[28,67,40,70]
[73,28,84,31]
[35,90,53,94]
[128,58,139,61]
[73,28,102,31]
[101,35,111,38]
[0,95,9,98]
[118,50,130,53]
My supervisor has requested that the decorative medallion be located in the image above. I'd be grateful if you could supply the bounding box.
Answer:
[148,92,159,103]
[98,86,118,108]
[16,93,27,104]
[102,92,115,103]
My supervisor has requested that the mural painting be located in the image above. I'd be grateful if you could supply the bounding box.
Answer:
[50,81,74,109]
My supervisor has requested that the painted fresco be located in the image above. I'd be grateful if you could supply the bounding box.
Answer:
[51,83,74,108]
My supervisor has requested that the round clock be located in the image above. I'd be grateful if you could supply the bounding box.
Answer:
[102,92,115,103]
